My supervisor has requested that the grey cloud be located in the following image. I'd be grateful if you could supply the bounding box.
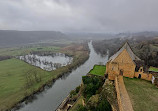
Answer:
[0,0,158,33]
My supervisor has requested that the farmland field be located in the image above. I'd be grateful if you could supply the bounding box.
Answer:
[0,42,89,111]
[0,58,53,110]
[0,45,61,56]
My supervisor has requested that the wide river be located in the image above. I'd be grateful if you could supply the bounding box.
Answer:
[18,41,108,111]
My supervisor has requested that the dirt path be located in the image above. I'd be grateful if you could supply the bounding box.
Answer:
[117,76,134,111]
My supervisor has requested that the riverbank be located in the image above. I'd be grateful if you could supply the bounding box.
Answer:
[56,65,117,111]
[14,41,108,111]
[58,74,113,111]
[0,43,89,111]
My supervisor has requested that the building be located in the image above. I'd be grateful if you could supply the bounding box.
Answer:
[106,42,152,80]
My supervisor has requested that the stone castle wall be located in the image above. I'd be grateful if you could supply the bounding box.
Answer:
[115,76,123,111]
[115,76,134,111]
[135,72,152,81]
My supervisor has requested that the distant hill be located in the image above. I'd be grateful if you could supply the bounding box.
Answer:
[1,30,158,47]
[0,30,66,47]
[65,32,117,40]
[66,31,158,40]
[116,31,158,38]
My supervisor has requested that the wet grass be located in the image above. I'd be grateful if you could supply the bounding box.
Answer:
[0,39,77,56]
[124,77,158,111]
[89,65,106,76]
[0,46,61,56]
[149,66,158,72]
[0,43,89,110]
[0,58,54,110]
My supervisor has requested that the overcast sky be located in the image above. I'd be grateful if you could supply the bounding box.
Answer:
[0,0,158,33]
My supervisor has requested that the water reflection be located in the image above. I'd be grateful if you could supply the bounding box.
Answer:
[17,41,108,111]
[18,53,73,71]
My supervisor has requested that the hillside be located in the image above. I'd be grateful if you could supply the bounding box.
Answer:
[58,65,118,111]
[0,30,66,47]
[93,36,158,67]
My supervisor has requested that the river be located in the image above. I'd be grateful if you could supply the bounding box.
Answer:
[18,41,108,111]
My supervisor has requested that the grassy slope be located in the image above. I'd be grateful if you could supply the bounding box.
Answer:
[0,58,54,110]
[149,66,158,72]
[89,65,106,76]
[124,77,158,111]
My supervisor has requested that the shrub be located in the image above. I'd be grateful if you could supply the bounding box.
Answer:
[96,99,112,111]
[70,90,77,97]
[82,76,104,100]
[76,105,87,111]
[75,86,80,93]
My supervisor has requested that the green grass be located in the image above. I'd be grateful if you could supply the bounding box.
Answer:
[89,65,106,76]
[0,41,89,110]
[0,39,77,56]
[0,49,89,110]
[0,58,55,110]
[124,77,158,111]
[149,66,158,72]
[0,46,61,56]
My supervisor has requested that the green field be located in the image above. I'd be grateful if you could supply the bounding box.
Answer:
[0,41,89,110]
[0,58,56,110]
[89,65,106,76]
[0,45,61,56]
[149,66,158,72]
[0,57,82,110]
[0,39,77,56]
[124,77,158,111]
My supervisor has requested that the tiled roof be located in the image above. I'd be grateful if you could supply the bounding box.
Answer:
[108,42,140,62]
